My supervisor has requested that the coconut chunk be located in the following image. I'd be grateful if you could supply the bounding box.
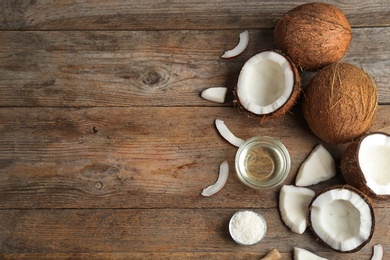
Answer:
[221,31,249,58]
[201,87,227,104]
[236,50,300,118]
[295,144,336,186]
[279,185,315,234]
[201,161,229,197]
[215,119,244,147]
[294,247,327,260]
[371,244,383,260]
[358,133,390,195]
[309,186,375,253]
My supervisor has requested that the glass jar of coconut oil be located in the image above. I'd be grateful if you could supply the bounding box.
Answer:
[235,136,291,190]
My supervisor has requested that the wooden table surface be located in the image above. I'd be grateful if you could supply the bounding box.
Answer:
[1,1,389,259]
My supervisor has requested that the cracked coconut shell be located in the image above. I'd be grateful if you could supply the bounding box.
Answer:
[274,3,352,71]
[302,63,378,144]
[341,132,390,200]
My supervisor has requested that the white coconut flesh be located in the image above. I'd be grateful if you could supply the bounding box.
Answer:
[296,144,336,187]
[279,185,315,234]
[358,133,390,195]
[294,247,328,260]
[310,188,373,252]
[237,51,294,115]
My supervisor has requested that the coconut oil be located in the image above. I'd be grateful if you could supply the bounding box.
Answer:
[235,136,290,190]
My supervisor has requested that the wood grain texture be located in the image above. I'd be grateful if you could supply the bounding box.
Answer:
[0,208,388,258]
[1,0,389,30]
[0,106,389,210]
[1,0,389,258]
[1,28,389,107]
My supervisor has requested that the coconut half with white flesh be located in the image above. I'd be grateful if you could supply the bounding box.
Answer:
[341,132,390,199]
[234,50,301,120]
[308,185,375,253]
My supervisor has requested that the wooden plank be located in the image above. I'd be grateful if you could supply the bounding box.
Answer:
[0,28,389,107]
[0,106,389,209]
[1,0,389,30]
[0,252,379,260]
[0,208,388,258]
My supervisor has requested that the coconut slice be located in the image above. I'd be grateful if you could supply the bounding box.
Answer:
[341,132,390,199]
[221,31,249,58]
[201,87,227,104]
[308,185,375,253]
[201,161,229,197]
[279,185,315,234]
[295,144,336,186]
[371,244,383,260]
[294,247,327,260]
[215,119,244,147]
[235,50,301,120]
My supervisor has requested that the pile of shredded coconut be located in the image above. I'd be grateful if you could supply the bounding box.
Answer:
[230,210,267,245]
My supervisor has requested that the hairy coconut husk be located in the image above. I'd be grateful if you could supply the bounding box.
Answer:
[308,185,375,253]
[274,3,352,71]
[341,132,389,200]
[302,63,378,144]
[233,50,301,123]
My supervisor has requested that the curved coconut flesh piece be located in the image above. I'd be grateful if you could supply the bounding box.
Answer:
[279,185,315,234]
[371,244,384,260]
[341,132,390,199]
[294,247,327,260]
[215,119,245,147]
[295,144,336,186]
[309,185,375,253]
[235,50,301,120]
[201,161,229,197]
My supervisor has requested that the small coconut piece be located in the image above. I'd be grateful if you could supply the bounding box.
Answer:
[279,185,315,234]
[295,144,336,186]
[222,31,249,58]
[201,161,229,197]
[201,87,227,103]
[303,63,378,144]
[371,244,384,260]
[294,247,327,260]
[261,248,281,260]
[308,185,375,253]
[234,50,301,121]
[341,132,390,199]
[274,2,351,71]
[215,119,244,147]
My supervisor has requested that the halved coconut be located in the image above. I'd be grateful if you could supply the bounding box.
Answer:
[234,50,301,121]
[308,185,375,253]
[341,132,390,199]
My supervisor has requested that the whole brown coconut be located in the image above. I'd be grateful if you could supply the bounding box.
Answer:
[341,132,390,199]
[302,63,377,144]
[274,3,352,71]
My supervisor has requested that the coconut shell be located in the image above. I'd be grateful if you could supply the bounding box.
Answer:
[341,132,390,199]
[233,50,301,123]
[308,185,375,253]
[274,3,352,71]
[302,63,378,144]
